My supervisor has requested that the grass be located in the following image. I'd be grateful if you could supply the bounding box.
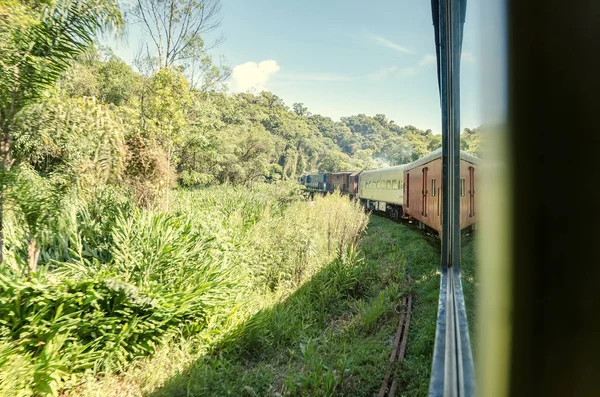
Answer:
[86,214,477,397]
[0,179,478,396]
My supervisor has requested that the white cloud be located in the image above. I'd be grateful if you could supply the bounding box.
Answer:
[462,51,476,64]
[287,73,353,82]
[398,67,417,77]
[230,60,280,92]
[367,66,398,81]
[419,54,436,66]
[367,66,418,81]
[371,35,413,54]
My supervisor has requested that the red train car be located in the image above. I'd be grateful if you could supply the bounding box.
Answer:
[403,148,480,233]
[326,172,355,193]
[348,171,362,198]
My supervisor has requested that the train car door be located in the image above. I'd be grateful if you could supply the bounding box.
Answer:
[405,173,410,210]
[469,166,475,217]
[422,167,428,216]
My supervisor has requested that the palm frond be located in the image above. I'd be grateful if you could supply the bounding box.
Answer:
[1,0,123,121]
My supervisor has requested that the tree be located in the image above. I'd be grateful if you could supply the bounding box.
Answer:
[130,0,230,89]
[0,0,123,263]
[142,68,193,207]
[293,102,310,117]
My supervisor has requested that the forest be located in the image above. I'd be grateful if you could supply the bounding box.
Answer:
[0,0,481,395]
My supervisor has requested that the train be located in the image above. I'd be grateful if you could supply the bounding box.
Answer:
[299,147,481,234]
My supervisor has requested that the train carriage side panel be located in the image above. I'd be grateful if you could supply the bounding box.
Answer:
[358,165,405,216]
[328,172,354,193]
[403,148,480,233]
[305,172,327,191]
[349,171,362,198]
[459,158,479,230]
[403,157,443,233]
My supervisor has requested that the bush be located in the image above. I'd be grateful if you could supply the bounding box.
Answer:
[0,274,211,395]
[1,183,370,396]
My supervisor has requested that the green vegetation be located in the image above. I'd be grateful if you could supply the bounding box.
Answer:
[1,185,370,395]
[66,215,474,397]
[0,1,480,395]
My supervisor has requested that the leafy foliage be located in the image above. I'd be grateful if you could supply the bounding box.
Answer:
[1,179,370,395]
[0,2,484,395]
[0,0,123,126]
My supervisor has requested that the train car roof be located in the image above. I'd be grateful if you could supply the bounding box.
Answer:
[403,147,482,170]
[330,171,356,176]
[358,148,481,176]
[360,163,406,177]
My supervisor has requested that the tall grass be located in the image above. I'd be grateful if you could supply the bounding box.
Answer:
[0,181,370,396]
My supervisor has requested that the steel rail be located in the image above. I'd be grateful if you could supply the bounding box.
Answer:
[428,0,475,395]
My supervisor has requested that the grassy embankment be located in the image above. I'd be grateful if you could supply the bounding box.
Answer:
[95,215,476,396]
[0,182,476,396]
[0,184,368,396]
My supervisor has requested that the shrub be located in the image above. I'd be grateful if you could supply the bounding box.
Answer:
[1,183,371,396]
[0,273,217,394]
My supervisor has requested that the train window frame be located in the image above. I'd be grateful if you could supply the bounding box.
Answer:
[392,180,398,190]
[376,181,380,189]
[460,178,466,196]
[386,180,391,189]
[432,179,436,196]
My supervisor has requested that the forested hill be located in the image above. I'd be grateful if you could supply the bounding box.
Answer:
[11,45,481,202]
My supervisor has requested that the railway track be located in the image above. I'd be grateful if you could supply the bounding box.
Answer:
[378,292,413,397]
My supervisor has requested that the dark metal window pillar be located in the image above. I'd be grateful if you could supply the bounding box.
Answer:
[429,0,474,396]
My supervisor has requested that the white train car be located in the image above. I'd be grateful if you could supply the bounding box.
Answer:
[358,165,405,220]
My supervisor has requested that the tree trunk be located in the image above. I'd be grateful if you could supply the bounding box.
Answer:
[0,194,3,264]
[0,124,13,265]
[27,239,40,279]
[165,144,172,211]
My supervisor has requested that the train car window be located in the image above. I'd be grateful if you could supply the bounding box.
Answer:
[432,179,436,196]
[386,180,391,189]
[461,178,466,196]
[392,180,398,189]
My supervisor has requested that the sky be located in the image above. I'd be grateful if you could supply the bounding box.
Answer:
[103,0,483,134]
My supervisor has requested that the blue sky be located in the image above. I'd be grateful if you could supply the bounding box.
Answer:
[104,0,482,133]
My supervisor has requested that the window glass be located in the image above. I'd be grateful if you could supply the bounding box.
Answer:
[461,179,466,196]
[386,180,391,189]
[392,180,398,189]
[432,179,436,196]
